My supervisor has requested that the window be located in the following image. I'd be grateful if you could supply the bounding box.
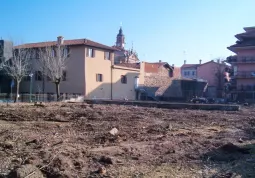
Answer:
[35,49,40,59]
[63,48,69,57]
[96,74,103,82]
[62,71,67,81]
[51,49,55,57]
[35,71,43,81]
[87,48,95,58]
[233,66,237,76]
[23,76,30,81]
[121,75,127,84]
[104,52,110,60]
[184,71,189,76]
[192,71,195,76]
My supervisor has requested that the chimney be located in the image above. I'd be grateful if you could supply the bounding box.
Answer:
[172,64,174,67]
[184,60,186,64]
[57,36,64,45]
[159,60,162,63]
[199,59,202,64]
[217,59,220,63]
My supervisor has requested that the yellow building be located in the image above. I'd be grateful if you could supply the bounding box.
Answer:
[16,36,144,100]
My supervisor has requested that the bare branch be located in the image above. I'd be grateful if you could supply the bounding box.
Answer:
[4,48,31,83]
[38,43,70,100]
[38,45,69,82]
[3,47,32,102]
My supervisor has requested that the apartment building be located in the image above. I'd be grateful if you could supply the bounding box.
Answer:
[180,60,201,79]
[14,36,144,100]
[227,26,255,101]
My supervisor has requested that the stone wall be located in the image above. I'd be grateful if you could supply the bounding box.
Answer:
[143,65,182,98]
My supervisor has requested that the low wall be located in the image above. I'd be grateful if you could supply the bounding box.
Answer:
[84,99,240,111]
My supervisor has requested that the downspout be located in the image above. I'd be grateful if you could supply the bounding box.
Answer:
[111,67,113,100]
[110,53,113,100]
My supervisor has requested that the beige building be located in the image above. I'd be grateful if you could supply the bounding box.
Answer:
[16,36,144,100]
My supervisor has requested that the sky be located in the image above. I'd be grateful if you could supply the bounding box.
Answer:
[1,0,255,66]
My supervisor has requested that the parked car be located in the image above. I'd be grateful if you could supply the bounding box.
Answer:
[207,98,215,104]
[190,97,208,104]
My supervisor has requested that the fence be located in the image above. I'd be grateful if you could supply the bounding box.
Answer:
[0,93,82,103]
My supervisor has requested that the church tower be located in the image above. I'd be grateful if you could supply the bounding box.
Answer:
[116,27,125,49]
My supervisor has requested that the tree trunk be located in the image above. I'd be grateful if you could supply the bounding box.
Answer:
[15,80,20,103]
[55,82,60,101]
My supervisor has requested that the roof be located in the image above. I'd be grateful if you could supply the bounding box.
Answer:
[114,63,140,69]
[15,38,116,51]
[144,62,173,73]
[244,26,255,32]
[228,27,255,51]
[181,64,200,68]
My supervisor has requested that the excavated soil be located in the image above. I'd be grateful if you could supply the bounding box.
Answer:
[0,103,255,178]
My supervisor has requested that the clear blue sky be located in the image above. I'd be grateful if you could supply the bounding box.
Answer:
[1,0,255,66]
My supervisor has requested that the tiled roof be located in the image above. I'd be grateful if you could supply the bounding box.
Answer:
[144,62,170,73]
[181,64,200,68]
[114,63,140,69]
[15,38,116,51]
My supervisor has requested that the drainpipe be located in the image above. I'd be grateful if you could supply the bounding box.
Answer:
[111,65,113,100]
[110,53,113,100]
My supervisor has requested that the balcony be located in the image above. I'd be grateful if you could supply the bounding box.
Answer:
[227,55,255,63]
[235,71,255,78]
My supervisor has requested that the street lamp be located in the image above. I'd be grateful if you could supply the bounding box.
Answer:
[29,73,33,102]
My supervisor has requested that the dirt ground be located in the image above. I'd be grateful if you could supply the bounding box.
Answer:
[0,103,254,178]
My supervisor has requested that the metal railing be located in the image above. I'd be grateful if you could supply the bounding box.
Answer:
[235,71,255,78]
[227,55,255,63]
[0,93,82,103]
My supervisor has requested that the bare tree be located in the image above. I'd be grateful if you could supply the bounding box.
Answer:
[214,58,226,98]
[38,43,69,101]
[0,43,5,70]
[4,48,31,102]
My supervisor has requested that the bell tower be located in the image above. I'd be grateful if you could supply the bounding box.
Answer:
[116,27,125,49]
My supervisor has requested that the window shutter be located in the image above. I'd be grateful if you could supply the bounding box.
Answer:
[109,52,112,60]
[86,48,89,57]
[92,49,95,58]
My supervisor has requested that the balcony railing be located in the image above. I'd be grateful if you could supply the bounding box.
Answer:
[235,71,255,78]
[227,55,255,63]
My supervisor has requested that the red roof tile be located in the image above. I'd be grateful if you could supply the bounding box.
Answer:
[15,38,116,51]
[144,62,167,73]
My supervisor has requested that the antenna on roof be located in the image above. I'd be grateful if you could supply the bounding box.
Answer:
[120,21,122,27]
[183,50,187,64]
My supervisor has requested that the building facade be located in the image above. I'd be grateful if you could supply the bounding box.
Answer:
[181,59,229,98]
[181,60,202,79]
[0,40,13,93]
[227,26,255,101]
[14,36,144,100]
[197,60,229,98]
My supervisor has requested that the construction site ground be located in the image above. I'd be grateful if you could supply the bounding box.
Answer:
[0,103,254,178]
